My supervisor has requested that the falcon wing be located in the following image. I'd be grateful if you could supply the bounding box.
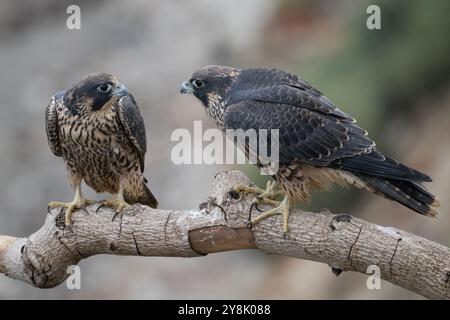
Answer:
[223,100,430,181]
[223,100,373,166]
[45,92,64,157]
[117,94,147,172]
[226,68,354,120]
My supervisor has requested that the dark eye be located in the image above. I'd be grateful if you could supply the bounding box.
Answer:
[97,83,113,93]
[192,80,205,88]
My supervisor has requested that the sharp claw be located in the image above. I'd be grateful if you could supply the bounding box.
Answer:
[112,212,120,222]
[248,196,291,237]
[254,202,263,212]
[248,202,255,223]
[65,206,75,226]
[96,203,105,213]
[48,199,96,226]
[102,199,131,220]
[234,182,290,236]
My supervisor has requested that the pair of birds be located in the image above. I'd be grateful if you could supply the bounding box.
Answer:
[46,66,439,234]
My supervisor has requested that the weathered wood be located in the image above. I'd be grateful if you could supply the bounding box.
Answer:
[0,170,449,299]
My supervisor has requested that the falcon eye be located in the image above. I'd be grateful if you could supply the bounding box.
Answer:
[192,80,205,88]
[97,83,113,93]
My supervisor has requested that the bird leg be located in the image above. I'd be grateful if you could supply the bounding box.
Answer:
[249,195,292,238]
[48,184,95,226]
[102,179,131,215]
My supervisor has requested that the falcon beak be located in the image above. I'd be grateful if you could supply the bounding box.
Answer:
[112,83,129,98]
[180,81,194,94]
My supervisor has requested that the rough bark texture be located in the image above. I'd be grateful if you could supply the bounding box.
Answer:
[0,170,449,299]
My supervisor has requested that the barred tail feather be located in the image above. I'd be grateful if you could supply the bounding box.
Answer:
[360,175,439,217]
[124,179,158,209]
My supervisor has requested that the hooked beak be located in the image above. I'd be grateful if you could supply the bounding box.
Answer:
[180,81,194,94]
[111,83,129,98]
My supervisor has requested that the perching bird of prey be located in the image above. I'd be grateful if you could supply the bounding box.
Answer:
[46,73,158,225]
[181,65,439,236]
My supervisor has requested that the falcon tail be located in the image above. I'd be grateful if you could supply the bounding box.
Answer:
[125,179,158,209]
[359,175,440,217]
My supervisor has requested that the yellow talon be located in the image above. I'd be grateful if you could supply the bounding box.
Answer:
[234,181,283,201]
[48,199,96,226]
[234,181,291,237]
[256,180,284,201]
[249,196,292,238]
[102,198,131,214]
[233,184,265,195]
[235,180,285,208]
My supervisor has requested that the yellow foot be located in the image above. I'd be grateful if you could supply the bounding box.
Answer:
[234,180,285,212]
[249,196,291,238]
[48,199,96,226]
[255,180,285,202]
[233,184,265,196]
[234,180,284,201]
[102,198,131,214]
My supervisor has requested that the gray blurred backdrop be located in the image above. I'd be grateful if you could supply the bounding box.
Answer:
[0,0,449,299]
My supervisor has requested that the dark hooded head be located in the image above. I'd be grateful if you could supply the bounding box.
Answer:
[63,73,129,115]
[180,65,240,112]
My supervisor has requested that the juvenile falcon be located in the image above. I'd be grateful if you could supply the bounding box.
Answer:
[46,73,158,225]
[181,65,439,236]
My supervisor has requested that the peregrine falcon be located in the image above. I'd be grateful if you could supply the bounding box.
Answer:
[46,73,158,225]
[181,65,439,236]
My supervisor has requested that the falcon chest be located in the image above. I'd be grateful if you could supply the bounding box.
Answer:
[58,106,128,188]
[206,93,225,128]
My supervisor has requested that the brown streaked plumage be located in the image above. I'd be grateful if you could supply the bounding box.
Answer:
[181,65,439,237]
[46,73,158,225]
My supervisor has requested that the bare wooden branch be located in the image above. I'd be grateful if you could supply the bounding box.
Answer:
[0,170,449,299]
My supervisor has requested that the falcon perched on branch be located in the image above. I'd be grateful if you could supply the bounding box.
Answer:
[181,65,439,237]
[46,73,158,225]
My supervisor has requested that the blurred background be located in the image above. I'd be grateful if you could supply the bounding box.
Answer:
[0,0,449,299]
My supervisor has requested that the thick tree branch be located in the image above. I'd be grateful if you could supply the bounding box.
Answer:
[0,170,449,299]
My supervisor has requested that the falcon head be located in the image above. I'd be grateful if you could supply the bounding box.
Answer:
[63,73,129,115]
[180,65,240,113]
